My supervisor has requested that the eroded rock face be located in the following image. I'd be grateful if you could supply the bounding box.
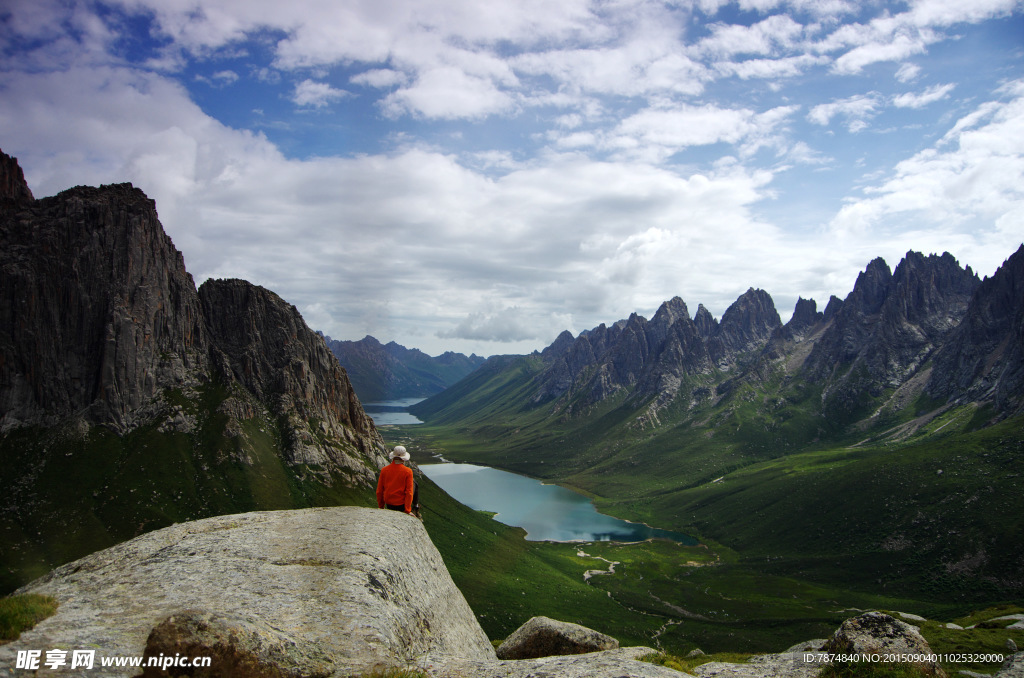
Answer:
[822,612,945,677]
[495,616,619,660]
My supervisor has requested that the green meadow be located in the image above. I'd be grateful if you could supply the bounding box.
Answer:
[384,397,1023,670]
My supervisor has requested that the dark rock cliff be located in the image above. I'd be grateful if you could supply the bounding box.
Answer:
[926,245,1024,416]
[801,251,980,421]
[0,150,385,474]
[0,180,206,432]
[0,150,34,203]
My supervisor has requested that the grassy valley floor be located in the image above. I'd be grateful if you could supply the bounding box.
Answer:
[388,424,1023,674]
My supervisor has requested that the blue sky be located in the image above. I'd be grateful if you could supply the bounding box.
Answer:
[2,0,1022,357]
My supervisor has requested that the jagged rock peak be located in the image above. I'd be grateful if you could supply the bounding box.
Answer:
[0,149,34,203]
[848,257,893,315]
[693,303,718,339]
[713,288,782,355]
[822,295,843,322]
[652,296,689,327]
[542,329,576,360]
[786,297,822,332]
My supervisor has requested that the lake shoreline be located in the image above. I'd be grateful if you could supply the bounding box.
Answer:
[419,460,696,545]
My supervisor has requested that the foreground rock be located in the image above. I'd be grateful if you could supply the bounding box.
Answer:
[496,616,619,659]
[1,507,491,676]
[999,652,1024,678]
[823,611,945,676]
[0,507,680,678]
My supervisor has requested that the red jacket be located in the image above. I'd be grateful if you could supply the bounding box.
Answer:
[376,461,414,513]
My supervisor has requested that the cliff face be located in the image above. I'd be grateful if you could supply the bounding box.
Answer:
[0,181,206,433]
[200,279,383,483]
[0,150,383,455]
[0,151,388,591]
[926,245,1024,415]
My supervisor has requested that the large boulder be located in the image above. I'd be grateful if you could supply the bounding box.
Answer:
[0,507,495,676]
[822,611,945,676]
[496,616,618,660]
[0,507,684,678]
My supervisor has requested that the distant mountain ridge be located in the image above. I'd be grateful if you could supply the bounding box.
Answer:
[410,244,1024,596]
[0,149,387,591]
[493,247,1021,427]
[324,334,485,401]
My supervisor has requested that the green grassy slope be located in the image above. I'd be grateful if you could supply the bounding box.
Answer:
[400,346,1024,609]
[0,381,375,594]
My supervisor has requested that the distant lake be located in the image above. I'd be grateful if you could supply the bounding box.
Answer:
[363,398,424,425]
[421,463,696,544]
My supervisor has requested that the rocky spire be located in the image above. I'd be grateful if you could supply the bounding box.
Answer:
[0,150,34,203]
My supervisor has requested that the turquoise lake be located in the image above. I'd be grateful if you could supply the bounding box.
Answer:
[420,462,696,544]
[362,398,425,425]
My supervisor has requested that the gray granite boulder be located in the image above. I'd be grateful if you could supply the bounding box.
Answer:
[822,611,945,676]
[0,507,494,676]
[0,507,687,678]
[496,615,619,660]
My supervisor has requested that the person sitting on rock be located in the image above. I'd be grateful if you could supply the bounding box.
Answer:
[377,446,419,517]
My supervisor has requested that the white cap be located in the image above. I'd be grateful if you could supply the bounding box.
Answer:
[389,445,410,461]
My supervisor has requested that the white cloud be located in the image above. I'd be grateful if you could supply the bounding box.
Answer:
[807,94,880,131]
[828,80,1024,269]
[292,79,351,108]
[1,0,1021,357]
[892,83,955,108]
[698,14,804,58]
[380,67,517,119]
[895,62,922,82]
[350,68,408,88]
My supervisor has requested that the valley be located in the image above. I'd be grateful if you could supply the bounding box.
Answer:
[386,417,1023,664]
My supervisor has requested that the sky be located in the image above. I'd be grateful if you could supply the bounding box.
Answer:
[1,0,1022,358]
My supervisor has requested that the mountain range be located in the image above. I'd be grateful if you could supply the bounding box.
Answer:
[410,242,1024,598]
[0,149,388,591]
[2,141,1021,621]
[323,334,484,402]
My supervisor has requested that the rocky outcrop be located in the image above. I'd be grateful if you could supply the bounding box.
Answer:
[0,507,681,678]
[0,180,207,433]
[495,616,618,659]
[801,251,980,421]
[0,149,34,203]
[926,244,1024,416]
[822,611,945,676]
